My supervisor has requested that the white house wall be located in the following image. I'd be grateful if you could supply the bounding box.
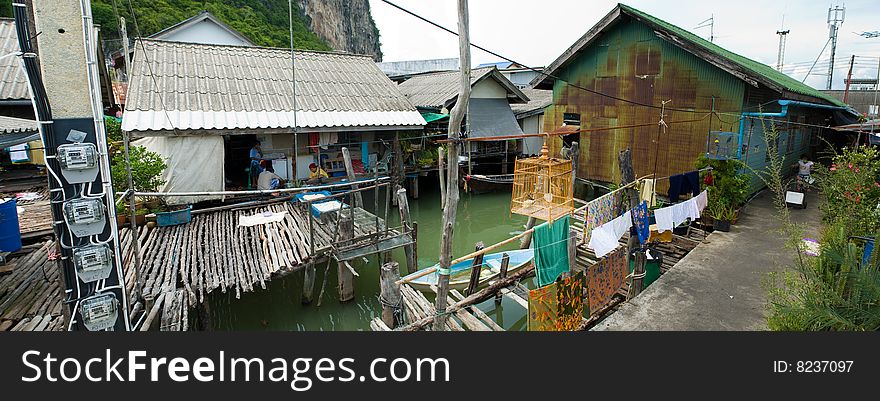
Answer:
[159,19,252,46]
[471,78,508,99]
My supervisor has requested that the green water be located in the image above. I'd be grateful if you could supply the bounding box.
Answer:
[208,177,533,331]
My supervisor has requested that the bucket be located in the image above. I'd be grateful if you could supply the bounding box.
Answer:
[156,205,192,227]
[0,198,22,252]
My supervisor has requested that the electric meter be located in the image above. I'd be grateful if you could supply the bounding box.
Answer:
[63,197,106,237]
[79,293,119,331]
[73,244,113,283]
[56,143,99,183]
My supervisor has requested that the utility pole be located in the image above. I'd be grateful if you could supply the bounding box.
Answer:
[843,55,855,103]
[827,5,845,90]
[776,29,789,71]
[16,0,130,331]
[434,0,471,331]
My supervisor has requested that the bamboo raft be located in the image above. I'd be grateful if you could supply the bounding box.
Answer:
[372,211,709,332]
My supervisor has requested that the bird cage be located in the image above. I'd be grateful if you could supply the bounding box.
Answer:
[511,142,574,222]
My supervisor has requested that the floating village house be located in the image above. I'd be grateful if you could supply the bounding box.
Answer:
[395,66,529,176]
[531,4,859,191]
[121,38,425,202]
[511,88,553,156]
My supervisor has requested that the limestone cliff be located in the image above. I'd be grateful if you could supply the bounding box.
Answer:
[298,0,383,61]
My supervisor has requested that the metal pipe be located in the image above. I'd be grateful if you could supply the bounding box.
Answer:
[118,176,391,197]
[737,99,850,160]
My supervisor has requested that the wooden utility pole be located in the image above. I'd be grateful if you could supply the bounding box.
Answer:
[434,0,471,331]
[396,188,417,274]
[619,149,646,298]
[342,147,363,208]
[438,146,446,209]
[843,55,855,103]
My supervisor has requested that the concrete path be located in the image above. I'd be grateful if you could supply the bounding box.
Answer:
[594,190,822,331]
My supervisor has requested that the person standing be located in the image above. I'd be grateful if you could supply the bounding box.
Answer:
[795,154,814,192]
[249,140,265,187]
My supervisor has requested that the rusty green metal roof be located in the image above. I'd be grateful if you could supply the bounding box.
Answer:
[535,4,846,107]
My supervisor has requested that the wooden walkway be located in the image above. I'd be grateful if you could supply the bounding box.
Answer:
[14,187,53,239]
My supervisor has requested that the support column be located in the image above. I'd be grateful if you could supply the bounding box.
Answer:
[396,188,417,274]
[337,215,355,302]
[341,147,363,208]
[380,261,402,328]
[301,261,316,304]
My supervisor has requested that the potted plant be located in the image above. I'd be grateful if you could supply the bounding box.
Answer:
[115,203,128,228]
[712,204,736,232]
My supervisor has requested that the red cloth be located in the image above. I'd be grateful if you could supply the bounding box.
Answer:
[704,172,714,186]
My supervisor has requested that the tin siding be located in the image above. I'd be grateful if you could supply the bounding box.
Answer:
[544,17,745,192]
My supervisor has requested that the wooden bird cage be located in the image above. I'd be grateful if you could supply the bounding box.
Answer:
[510,142,574,221]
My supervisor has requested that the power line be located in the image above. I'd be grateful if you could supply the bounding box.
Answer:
[378,0,776,116]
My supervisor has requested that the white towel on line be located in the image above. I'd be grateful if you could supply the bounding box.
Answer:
[588,210,632,258]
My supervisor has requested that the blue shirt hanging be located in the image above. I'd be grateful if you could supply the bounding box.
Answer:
[632,201,650,245]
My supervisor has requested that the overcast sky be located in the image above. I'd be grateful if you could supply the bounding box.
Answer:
[368,0,880,90]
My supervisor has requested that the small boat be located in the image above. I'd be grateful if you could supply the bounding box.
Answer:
[464,174,514,194]
[403,248,534,293]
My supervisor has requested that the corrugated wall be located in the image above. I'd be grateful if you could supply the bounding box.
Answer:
[544,17,745,192]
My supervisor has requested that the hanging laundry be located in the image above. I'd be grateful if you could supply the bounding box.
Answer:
[527,271,586,331]
[639,178,657,207]
[667,171,700,202]
[588,210,632,258]
[654,205,675,232]
[318,132,338,147]
[555,271,585,331]
[695,190,709,211]
[528,282,558,331]
[581,191,617,244]
[534,215,571,287]
[632,201,650,244]
[585,248,628,315]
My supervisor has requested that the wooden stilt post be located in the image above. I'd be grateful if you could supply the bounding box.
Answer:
[438,146,446,209]
[412,175,419,199]
[520,217,537,249]
[380,261,402,328]
[435,0,471,331]
[494,252,510,304]
[396,188,417,274]
[619,149,646,298]
[465,242,485,296]
[341,147,363,208]
[337,215,355,302]
[301,261,316,304]
[392,131,404,206]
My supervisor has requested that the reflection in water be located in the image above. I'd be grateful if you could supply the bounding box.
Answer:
[208,176,532,331]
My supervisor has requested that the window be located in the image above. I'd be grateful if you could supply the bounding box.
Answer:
[563,113,581,126]
[635,40,661,76]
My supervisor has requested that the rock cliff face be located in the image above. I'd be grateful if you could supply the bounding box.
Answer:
[298,0,382,60]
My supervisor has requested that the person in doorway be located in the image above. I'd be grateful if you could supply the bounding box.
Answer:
[257,161,286,193]
[306,162,329,184]
[249,140,265,187]
[794,154,814,192]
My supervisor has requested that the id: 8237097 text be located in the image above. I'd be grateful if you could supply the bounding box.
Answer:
[773,360,853,373]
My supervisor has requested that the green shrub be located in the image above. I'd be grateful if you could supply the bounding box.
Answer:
[695,155,749,219]
[110,145,167,194]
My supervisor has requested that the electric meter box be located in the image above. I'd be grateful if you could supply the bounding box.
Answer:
[79,293,119,331]
[73,244,113,282]
[57,143,99,183]
[63,197,106,237]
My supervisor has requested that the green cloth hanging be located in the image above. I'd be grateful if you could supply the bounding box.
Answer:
[534,215,570,287]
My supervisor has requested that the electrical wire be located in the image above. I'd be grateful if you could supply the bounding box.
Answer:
[379,0,804,116]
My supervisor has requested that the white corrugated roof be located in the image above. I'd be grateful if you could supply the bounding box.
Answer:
[396,67,529,110]
[123,39,424,133]
[0,19,29,101]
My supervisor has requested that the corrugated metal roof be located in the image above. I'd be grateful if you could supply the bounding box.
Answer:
[0,19,29,101]
[534,4,845,107]
[0,115,38,148]
[511,88,552,118]
[123,39,424,133]
[396,67,529,109]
